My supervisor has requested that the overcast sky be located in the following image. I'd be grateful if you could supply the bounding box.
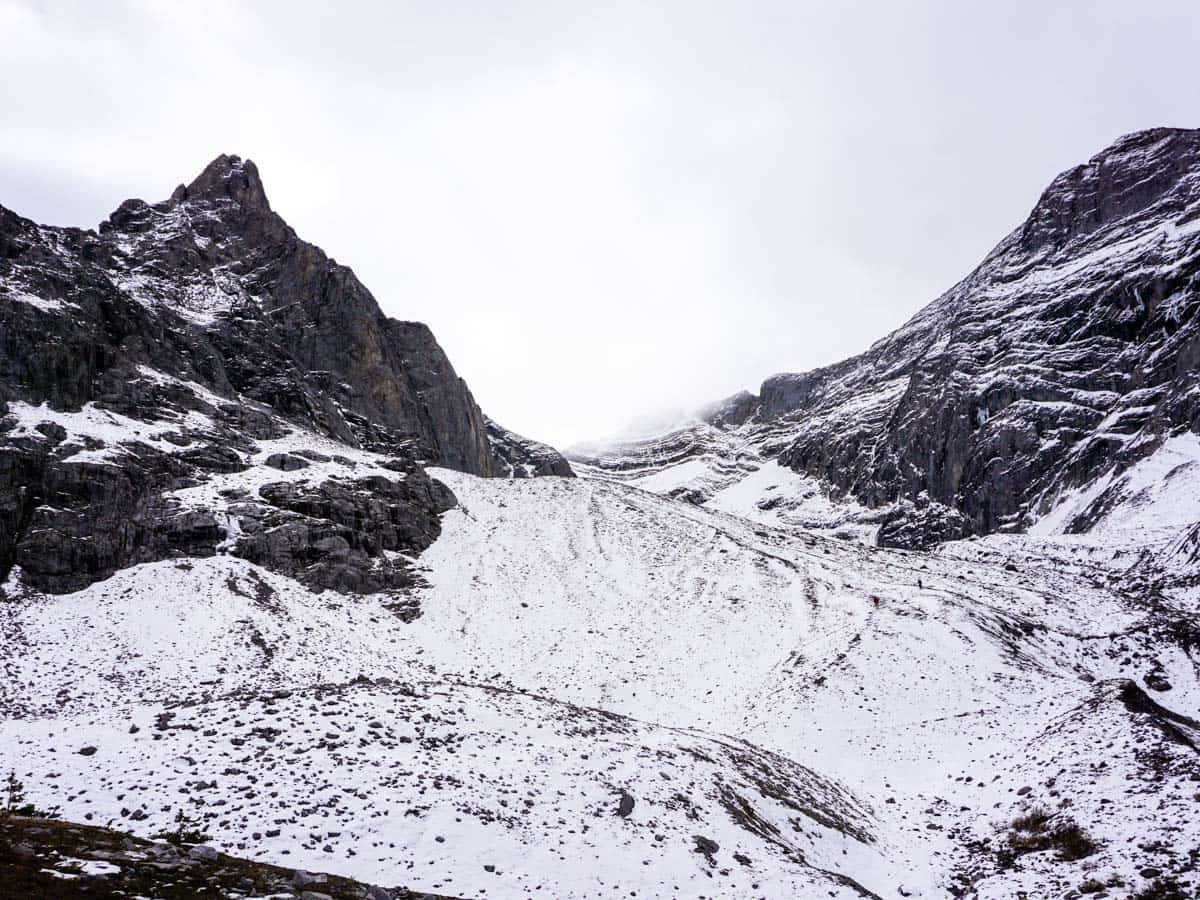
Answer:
[2,1,1197,448]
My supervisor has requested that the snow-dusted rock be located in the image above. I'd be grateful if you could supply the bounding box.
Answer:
[574,128,1200,551]
[0,155,569,596]
[3,131,1200,900]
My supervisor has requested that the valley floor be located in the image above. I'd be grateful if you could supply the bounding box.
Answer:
[3,466,1199,898]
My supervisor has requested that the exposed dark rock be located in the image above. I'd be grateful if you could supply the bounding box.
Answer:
[179,445,247,473]
[0,815,459,899]
[693,834,719,863]
[233,465,456,594]
[1144,669,1173,692]
[0,435,225,593]
[263,452,309,471]
[572,129,1200,549]
[698,390,761,429]
[486,418,574,477]
[0,153,567,594]
[772,129,1200,546]
[1117,680,1199,750]
[616,790,635,817]
[293,448,332,463]
[877,501,973,551]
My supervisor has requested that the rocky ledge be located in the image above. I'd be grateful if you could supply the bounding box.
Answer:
[0,815,459,900]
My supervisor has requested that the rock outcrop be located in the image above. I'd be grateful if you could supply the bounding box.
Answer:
[485,418,576,477]
[0,815,459,900]
[572,128,1200,548]
[0,154,570,594]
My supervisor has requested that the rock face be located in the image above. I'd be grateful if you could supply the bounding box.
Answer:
[229,463,457,596]
[0,154,570,594]
[0,815,459,900]
[696,390,760,430]
[485,418,576,477]
[573,128,1200,548]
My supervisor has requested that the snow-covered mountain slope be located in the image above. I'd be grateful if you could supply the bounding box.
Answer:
[5,461,1198,897]
[411,470,1197,731]
[409,470,1200,896]
[1,155,572,608]
[1030,430,1200,542]
[572,128,1200,551]
[4,133,1200,900]
[1,551,891,900]
[1,675,885,899]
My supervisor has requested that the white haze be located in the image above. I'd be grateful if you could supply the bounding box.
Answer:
[1,0,1197,448]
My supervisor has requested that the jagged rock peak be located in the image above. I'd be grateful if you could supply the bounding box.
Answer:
[1021,126,1200,252]
[6,149,573,486]
[170,153,271,211]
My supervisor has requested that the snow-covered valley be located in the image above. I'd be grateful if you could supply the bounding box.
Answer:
[4,132,1200,898]
[4,446,1199,897]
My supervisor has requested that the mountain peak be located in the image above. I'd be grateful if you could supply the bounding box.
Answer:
[171,153,271,211]
[1021,126,1200,251]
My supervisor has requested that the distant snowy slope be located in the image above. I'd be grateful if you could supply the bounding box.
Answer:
[407,468,1200,897]
[1,552,892,899]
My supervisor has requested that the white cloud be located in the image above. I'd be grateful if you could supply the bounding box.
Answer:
[2,0,1197,447]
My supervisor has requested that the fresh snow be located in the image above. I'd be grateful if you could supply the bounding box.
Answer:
[1,399,217,465]
[1030,431,1200,542]
[5,446,1195,897]
[1,284,71,313]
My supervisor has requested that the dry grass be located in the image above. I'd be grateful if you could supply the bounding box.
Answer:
[1002,809,1098,863]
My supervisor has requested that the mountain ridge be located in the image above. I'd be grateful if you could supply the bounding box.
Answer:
[572,126,1200,549]
[0,154,571,595]
[3,133,1200,899]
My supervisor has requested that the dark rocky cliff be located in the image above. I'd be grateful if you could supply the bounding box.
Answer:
[572,128,1200,548]
[0,154,570,595]
[771,128,1200,546]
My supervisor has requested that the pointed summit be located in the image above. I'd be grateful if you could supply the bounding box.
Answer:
[172,154,271,211]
